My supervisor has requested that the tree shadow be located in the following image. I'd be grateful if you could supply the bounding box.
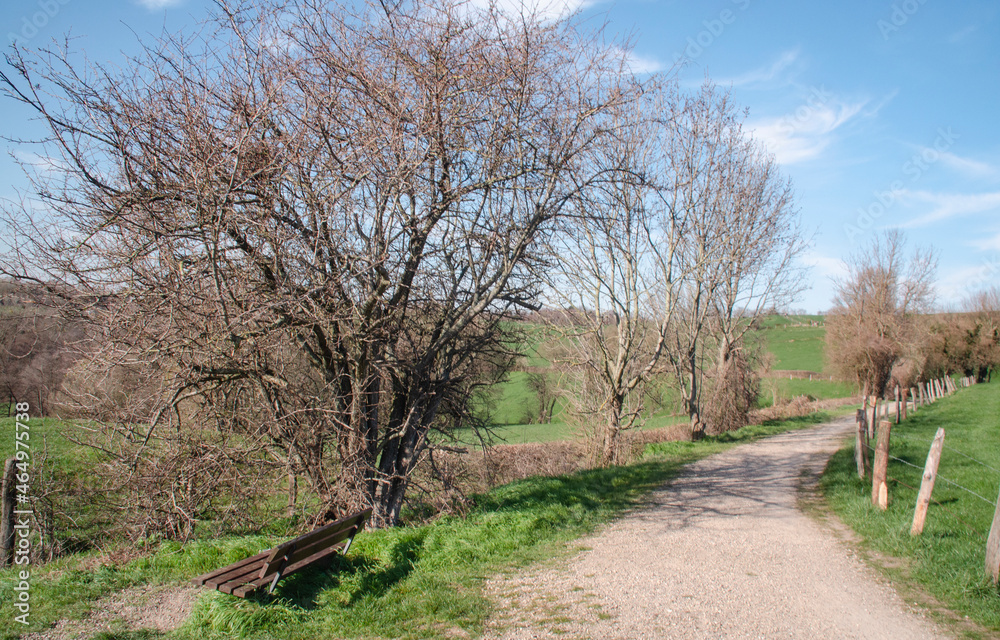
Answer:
[255,529,428,610]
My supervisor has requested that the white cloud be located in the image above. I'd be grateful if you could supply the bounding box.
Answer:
[936,261,1000,304]
[750,97,868,165]
[801,250,847,282]
[468,0,591,20]
[624,51,664,75]
[937,151,1000,180]
[970,230,1000,252]
[948,24,978,44]
[717,48,800,87]
[896,190,1000,227]
[13,151,70,176]
[136,0,183,9]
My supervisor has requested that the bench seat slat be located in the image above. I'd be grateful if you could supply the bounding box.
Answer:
[191,549,270,586]
[232,542,347,598]
[280,526,359,571]
[262,510,371,567]
[206,559,268,590]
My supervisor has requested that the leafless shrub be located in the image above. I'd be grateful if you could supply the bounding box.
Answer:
[749,395,854,424]
[827,230,936,396]
[702,340,761,436]
[919,287,999,383]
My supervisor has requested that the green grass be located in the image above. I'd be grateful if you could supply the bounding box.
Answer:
[0,416,111,553]
[820,379,1000,634]
[0,410,836,640]
[759,378,857,407]
[756,314,825,329]
[764,323,828,372]
[484,371,568,427]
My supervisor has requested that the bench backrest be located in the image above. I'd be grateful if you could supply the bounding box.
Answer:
[259,508,372,580]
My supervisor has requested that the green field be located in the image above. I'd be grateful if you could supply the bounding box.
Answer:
[763,323,828,372]
[475,315,846,445]
[820,379,1000,634]
[759,377,857,407]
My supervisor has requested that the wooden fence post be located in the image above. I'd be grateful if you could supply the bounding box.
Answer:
[868,399,877,439]
[911,428,945,536]
[855,409,870,479]
[0,459,16,565]
[895,386,901,423]
[871,420,892,510]
[986,482,1000,583]
[865,396,875,440]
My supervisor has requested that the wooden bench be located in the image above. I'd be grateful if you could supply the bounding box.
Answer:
[191,508,372,598]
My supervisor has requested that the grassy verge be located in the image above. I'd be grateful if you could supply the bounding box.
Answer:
[1,411,837,640]
[820,378,1000,635]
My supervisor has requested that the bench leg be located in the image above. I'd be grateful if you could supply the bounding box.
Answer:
[267,570,283,594]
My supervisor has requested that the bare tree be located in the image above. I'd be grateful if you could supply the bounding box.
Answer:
[543,84,693,466]
[524,371,558,424]
[1,0,638,529]
[662,82,805,437]
[827,230,936,397]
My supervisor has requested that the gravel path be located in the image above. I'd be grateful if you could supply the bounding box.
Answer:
[486,416,952,640]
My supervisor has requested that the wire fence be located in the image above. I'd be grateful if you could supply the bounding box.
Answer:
[854,375,998,546]
[859,435,998,509]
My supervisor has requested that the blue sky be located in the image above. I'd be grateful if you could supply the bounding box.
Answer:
[1,0,998,313]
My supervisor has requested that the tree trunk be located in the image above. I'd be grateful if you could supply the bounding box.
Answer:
[602,396,624,467]
[687,347,703,440]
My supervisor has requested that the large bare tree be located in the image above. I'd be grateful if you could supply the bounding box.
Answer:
[1,0,638,529]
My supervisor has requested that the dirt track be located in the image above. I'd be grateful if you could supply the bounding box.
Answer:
[486,416,952,639]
